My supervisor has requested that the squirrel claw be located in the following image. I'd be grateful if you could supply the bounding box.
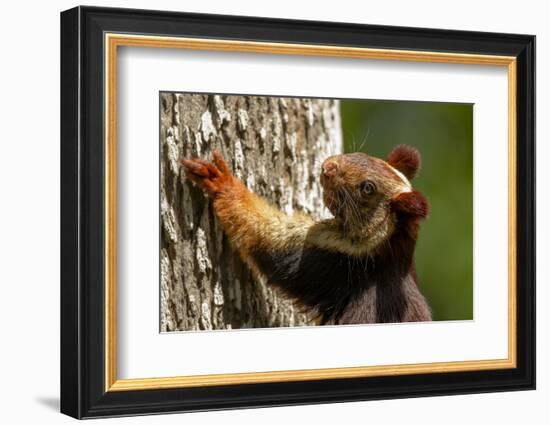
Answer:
[181,152,234,198]
[212,150,231,175]
[181,159,210,177]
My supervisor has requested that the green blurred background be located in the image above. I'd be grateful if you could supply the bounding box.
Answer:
[340,100,473,321]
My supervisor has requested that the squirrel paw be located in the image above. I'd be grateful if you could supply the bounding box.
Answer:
[181,151,234,198]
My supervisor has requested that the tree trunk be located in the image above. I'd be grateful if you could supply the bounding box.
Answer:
[160,93,343,332]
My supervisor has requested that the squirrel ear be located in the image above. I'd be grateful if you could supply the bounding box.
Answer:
[387,145,421,180]
[391,191,429,218]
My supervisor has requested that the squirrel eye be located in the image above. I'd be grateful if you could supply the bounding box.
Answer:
[360,180,376,195]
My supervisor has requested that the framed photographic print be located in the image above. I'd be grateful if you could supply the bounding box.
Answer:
[60,6,535,419]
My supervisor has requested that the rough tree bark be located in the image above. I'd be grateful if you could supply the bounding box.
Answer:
[160,93,342,332]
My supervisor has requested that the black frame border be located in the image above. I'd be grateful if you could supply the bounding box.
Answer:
[60,6,535,419]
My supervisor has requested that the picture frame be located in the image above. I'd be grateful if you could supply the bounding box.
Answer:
[60,5,535,419]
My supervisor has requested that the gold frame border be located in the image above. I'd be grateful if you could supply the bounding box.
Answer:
[104,33,518,392]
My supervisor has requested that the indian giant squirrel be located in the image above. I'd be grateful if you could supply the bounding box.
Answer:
[182,145,431,324]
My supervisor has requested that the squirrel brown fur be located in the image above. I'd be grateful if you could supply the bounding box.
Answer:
[182,145,431,325]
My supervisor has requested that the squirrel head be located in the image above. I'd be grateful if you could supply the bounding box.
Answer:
[320,145,428,230]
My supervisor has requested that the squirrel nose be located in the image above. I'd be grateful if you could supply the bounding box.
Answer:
[322,160,339,178]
